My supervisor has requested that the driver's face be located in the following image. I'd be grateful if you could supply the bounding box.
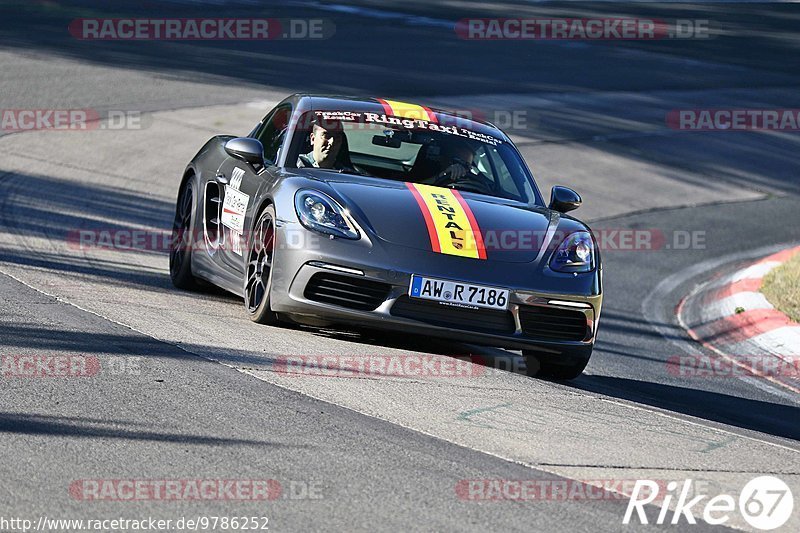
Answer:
[310,124,344,168]
[450,146,474,166]
[460,150,474,166]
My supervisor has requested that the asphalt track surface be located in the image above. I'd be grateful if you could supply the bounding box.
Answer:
[1,1,799,532]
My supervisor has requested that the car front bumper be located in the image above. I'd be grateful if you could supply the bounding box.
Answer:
[269,223,602,355]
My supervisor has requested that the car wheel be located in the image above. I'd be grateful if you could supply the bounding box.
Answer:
[522,347,591,380]
[170,179,201,290]
[245,204,279,325]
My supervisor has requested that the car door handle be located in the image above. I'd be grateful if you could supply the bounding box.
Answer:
[215,173,229,185]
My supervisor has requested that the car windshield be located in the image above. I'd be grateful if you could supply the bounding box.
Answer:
[288,110,539,203]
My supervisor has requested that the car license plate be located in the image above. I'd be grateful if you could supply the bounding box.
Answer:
[409,275,509,311]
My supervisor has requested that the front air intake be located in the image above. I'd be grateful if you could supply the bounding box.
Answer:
[304,273,391,311]
[518,305,588,341]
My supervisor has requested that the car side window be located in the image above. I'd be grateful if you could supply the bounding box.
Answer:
[482,145,525,200]
[254,105,292,165]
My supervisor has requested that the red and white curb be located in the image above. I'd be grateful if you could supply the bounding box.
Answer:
[677,246,800,391]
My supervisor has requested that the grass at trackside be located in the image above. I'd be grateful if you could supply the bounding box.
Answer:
[761,252,800,323]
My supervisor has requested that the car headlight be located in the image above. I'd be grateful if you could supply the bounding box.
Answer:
[295,190,360,240]
[550,231,595,273]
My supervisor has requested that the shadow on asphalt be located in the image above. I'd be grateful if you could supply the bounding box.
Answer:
[0,171,225,294]
[570,374,800,442]
[0,412,303,447]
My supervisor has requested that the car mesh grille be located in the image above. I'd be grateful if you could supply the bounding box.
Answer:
[390,296,515,334]
[518,305,588,341]
[304,273,391,311]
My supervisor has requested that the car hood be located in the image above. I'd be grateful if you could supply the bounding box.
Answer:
[313,174,561,264]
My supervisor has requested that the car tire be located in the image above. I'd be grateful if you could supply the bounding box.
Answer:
[244,204,279,325]
[522,346,592,380]
[169,179,202,290]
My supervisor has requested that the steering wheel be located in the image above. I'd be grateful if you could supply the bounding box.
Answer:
[432,157,495,195]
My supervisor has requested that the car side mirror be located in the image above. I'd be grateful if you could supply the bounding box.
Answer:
[549,186,582,213]
[225,138,265,168]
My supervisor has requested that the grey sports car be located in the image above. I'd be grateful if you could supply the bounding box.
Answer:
[170,94,602,379]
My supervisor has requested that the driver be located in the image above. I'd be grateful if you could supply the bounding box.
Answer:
[297,118,354,171]
[436,143,475,182]
[418,141,495,195]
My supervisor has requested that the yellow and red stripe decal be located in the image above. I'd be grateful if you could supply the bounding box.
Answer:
[377,99,438,123]
[405,183,487,260]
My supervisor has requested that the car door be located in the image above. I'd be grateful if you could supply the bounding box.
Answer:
[215,103,292,274]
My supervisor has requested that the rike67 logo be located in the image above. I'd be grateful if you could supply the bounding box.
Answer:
[624,476,794,530]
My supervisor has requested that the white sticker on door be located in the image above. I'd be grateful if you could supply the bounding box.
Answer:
[221,186,250,233]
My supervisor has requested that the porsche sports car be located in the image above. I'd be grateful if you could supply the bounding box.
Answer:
[170,94,602,379]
